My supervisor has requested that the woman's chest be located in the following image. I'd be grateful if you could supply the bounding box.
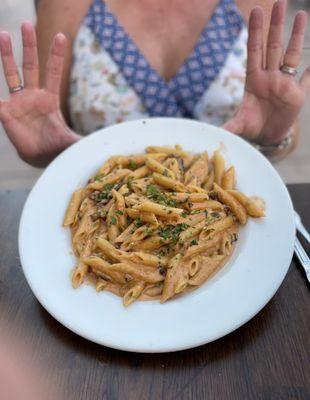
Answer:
[105,0,219,81]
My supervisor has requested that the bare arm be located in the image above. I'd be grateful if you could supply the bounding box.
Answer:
[36,0,92,124]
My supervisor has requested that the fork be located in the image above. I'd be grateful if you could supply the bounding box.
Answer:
[294,237,310,283]
[295,211,310,243]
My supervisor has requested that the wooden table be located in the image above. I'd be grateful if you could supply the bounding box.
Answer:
[0,185,309,400]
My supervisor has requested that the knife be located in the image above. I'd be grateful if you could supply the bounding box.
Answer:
[295,211,310,244]
[294,236,310,283]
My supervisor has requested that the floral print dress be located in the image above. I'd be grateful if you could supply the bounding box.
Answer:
[69,0,248,135]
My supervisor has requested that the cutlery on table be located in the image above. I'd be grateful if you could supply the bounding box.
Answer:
[294,211,310,283]
[294,237,310,283]
[294,211,310,243]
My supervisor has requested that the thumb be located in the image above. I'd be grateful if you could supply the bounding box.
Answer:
[222,115,244,135]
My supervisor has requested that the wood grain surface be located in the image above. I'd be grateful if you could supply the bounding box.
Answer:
[0,185,309,400]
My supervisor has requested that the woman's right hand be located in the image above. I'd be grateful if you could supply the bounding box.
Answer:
[0,22,80,167]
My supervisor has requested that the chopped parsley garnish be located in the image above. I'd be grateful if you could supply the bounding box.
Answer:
[158,223,189,244]
[146,184,178,207]
[94,173,105,181]
[104,183,114,191]
[91,183,115,203]
[204,210,209,217]
[115,210,124,215]
[128,159,137,170]
[211,212,220,218]
[158,247,171,257]
[167,199,178,207]
[145,227,153,236]
[146,184,157,198]
[127,179,133,191]
[190,239,198,246]
[109,216,117,225]
[181,212,189,218]
[134,218,143,228]
[190,210,200,214]
[163,169,169,177]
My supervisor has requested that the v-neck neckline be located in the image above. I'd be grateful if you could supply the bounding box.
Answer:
[100,0,226,86]
[85,0,244,117]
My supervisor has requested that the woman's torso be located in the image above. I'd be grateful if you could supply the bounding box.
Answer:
[68,0,248,135]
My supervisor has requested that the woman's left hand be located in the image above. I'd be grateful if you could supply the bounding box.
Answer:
[223,0,310,145]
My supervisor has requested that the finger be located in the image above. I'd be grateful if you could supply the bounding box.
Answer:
[0,31,22,92]
[247,7,264,74]
[300,66,310,94]
[222,116,244,135]
[266,0,287,70]
[22,21,39,88]
[45,33,67,95]
[283,11,307,69]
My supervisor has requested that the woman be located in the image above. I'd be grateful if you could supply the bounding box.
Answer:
[0,0,309,167]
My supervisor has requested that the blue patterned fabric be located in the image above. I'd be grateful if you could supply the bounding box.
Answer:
[85,0,244,118]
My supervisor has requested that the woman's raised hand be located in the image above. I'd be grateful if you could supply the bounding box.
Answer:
[224,0,310,146]
[0,22,80,167]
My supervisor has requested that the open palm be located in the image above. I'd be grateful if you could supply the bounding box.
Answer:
[224,1,310,145]
[0,23,79,167]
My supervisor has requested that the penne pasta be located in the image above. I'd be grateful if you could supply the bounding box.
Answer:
[188,255,225,286]
[96,237,125,261]
[143,284,163,297]
[222,166,235,190]
[110,262,164,283]
[198,216,235,241]
[184,152,209,185]
[227,190,265,217]
[112,189,127,229]
[63,189,85,226]
[120,251,168,267]
[123,282,146,306]
[126,208,158,226]
[114,222,136,243]
[72,260,89,289]
[65,146,264,306]
[188,257,201,277]
[203,169,214,191]
[179,220,206,243]
[83,256,127,284]
[145,157,176,179]
[127,165,150,180]
[134,235,166,251]
[107,204,120,243]
[153,173,186,192]
[87,169,131,190]
[95,277,108,292]
[146,145,187,157]
[133,200,184,218]
[184,233,222,259]
[213,183,247,225]
[185,200,223,211]
[166,158,182,181]
[213,150,225,186]
[161,254,182,303]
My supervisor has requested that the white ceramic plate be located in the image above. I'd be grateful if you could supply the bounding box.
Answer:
[19,118,295,353]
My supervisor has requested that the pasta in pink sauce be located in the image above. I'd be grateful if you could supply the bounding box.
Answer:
[63,145,265,306]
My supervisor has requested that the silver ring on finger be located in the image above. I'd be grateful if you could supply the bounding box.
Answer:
[280,65,298,77]
[9,84,24,94]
